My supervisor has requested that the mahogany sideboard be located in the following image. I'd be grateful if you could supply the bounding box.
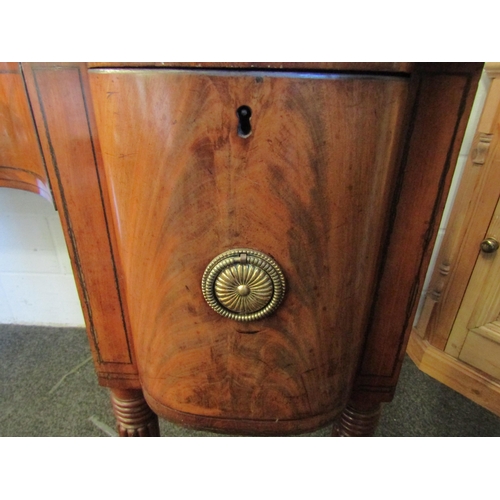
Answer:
[0,62,483,436]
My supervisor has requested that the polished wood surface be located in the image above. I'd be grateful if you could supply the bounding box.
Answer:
[0,62,50,199]
[89,70,409,431]
[11,62,482,435]
[21,63,139,388]
[354,67,481,404]
[88,62,413,72]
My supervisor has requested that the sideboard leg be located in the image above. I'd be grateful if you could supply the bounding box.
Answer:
[110,388,160,437]
[333,401,382,437]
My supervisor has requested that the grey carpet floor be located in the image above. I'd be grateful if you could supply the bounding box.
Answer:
[1,324,500,437]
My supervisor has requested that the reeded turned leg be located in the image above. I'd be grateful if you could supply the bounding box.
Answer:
[332,401,382,437]
[110,388,160,437]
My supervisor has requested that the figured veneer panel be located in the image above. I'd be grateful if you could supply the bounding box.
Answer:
[90,70,409,425]
[0,63,50,199]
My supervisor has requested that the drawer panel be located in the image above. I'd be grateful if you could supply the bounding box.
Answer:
[89,69,409,422]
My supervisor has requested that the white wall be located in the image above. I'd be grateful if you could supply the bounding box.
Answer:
[0,188,85,326]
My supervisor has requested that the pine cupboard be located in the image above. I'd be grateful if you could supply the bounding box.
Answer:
[410,63,500,417]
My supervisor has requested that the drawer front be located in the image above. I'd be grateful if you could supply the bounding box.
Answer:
[89,69,409,422]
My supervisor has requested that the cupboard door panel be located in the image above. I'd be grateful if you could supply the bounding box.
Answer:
[90,70,409,423]
[446,166,500,358]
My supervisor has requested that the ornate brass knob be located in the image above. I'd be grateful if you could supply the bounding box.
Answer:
[201,248,285,322]
[480,237,499,254]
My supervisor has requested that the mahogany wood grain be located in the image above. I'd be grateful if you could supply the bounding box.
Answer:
[146,394,342,436]
[89,69,409,432]
[0,62,50,199]
[353,65,482,404]
[21,63,139,388]
[6,62,481,436]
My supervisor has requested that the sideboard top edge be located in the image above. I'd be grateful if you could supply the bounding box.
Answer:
[87,68,411,82]
[86,62,414,73]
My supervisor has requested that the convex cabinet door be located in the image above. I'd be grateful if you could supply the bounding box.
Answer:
[89,70,409,430]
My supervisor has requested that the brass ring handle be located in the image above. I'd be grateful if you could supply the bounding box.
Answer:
[201,248,285,322]
[480,237,499,254]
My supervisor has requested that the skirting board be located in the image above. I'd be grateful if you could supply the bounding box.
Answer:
[407,329,500,418]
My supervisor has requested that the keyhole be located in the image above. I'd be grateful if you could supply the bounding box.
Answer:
[237,105,252,138]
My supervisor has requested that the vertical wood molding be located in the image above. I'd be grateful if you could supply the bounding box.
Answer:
[21,63,139,387]
[354,65,483,401]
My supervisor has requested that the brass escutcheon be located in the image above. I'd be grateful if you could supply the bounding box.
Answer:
[201,248,285,322]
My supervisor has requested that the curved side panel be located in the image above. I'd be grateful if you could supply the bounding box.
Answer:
[0,63,50,200]
[22,63,139,388]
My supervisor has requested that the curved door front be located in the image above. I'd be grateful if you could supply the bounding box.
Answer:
[89,69,409,433]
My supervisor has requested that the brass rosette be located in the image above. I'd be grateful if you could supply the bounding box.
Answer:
[201,248,286,322]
